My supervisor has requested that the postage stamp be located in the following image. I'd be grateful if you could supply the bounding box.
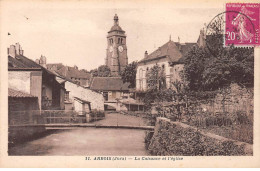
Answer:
[225,3,260,46]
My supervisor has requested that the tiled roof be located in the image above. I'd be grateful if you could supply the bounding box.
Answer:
[46,63,63,70]
[8,56,40,69]
[8,88,36,98]
[13,55,41,68]
[139,41,196,64]
[90,77,130,91]
[8,55,57,76]
[174,42,197,64]
[66,67,91,79]
[109,25,125,33]
[47,64,91,79]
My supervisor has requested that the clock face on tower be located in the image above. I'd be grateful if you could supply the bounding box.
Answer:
[109,46,113,52]
[118,46,123,53]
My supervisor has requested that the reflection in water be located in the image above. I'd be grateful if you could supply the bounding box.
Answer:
[9,128,149,156]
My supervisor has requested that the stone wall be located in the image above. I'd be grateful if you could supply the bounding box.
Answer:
[8,97,39,111]
[9,109,46,145]
[148,117,253,156]
[9,71,43,110]
[8,71,31,94]
[64,80,104,111]
[9,126,46,146]
[201,83,253,115]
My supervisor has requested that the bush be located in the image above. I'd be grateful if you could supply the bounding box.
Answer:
[90,110,105,121]
[235,111,252,125]
[148,119,248,156]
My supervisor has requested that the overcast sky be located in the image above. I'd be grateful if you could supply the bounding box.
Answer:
[1,1,223,70]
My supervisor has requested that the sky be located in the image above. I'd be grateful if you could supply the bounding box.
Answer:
[1,1,223,71]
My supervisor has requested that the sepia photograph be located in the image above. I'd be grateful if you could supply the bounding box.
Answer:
[0,0,260,168]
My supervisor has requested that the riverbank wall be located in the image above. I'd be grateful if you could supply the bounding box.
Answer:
[9,125,47,146]
[148,117,253,156]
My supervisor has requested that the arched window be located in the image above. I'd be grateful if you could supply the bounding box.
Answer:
[118,38,120,44]
[109,38,113,45]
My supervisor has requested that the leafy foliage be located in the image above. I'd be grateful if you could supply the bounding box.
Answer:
[183,15,254,91]
[142,64,170,110]
[148,119,247,156]
[183,42,254,91]
[143,88,176,111]
[91,65,111,77]
[121,61,138,88]
[146,64,166,90]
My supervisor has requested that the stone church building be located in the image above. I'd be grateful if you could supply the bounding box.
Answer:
[105,14,128,76]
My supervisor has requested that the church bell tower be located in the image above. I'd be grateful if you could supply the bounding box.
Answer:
[106,14,128,76]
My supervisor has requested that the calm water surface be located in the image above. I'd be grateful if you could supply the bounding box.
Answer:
[9,128,149,156]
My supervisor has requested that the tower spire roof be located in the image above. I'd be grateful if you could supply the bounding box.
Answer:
[108,14,125,33]
[114,14,119,25]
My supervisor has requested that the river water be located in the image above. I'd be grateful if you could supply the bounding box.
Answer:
[9,113,150,156]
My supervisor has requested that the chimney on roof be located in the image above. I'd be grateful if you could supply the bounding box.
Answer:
[144,51,148,58]
[8,45,16,58]
[35,59,40,64]
[8,43,24,57]
[178,36,180,43]
[40,55,47,68]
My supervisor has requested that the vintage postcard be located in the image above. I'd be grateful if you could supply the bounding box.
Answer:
[0,0,260,168]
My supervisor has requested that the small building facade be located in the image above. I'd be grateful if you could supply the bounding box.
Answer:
[8,43,65,110]
[136,39,196,92]
[89,77,130,110]
[55,75,105,111]
[73,97,91,114]
[8,88,39,111]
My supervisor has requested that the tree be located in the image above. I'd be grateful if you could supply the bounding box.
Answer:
[146,64,166,90]
[183,16,254,91]
[184,45,254,91]
[143,64,169,110]
[91,65,111,77]
[121,61,137,88]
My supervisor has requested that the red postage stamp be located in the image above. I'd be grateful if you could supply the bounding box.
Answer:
[225,3,260,46]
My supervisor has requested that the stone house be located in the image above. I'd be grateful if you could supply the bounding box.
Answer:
[73,97,91,115]
[136,39,196,92]
[8,43,65,110]
[8,88,39,111]
[89,77,130,110]
[8,88,40,126]
[55,75,104,111]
